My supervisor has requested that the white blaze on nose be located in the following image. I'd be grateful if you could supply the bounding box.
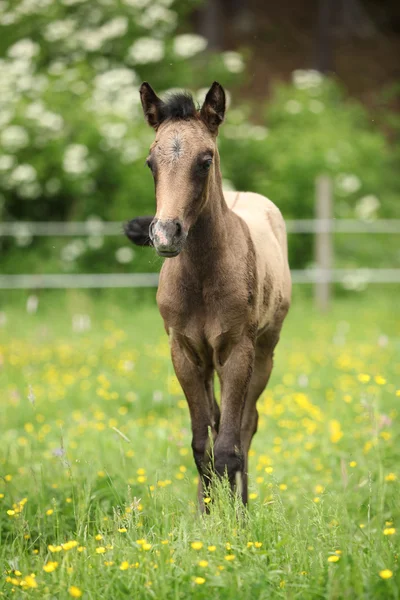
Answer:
[155,225,169,246]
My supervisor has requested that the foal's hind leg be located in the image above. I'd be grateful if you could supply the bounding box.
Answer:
[240,332,277,504]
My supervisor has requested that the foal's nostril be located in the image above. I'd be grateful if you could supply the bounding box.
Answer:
[175,220,182,237]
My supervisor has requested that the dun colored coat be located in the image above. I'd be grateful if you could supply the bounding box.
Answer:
[125,81,291,506]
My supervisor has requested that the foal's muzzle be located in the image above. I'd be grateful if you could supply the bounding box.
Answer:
[149,218,186,257]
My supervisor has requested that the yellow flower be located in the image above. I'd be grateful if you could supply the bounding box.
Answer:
[359,524,365,529]
[46,509,54,516]
[198,560,208,567]
[385,473,397,482]
[328,555,340,563]
[358,373,370,383]
[62,541,78,551]
[383,528,396,536]
[313,497,320,503]
[69,586,83,598]
[254,542,263,548]
[349,461,357,468]
[204,497,211,504]
[191,541,203,550]
[247,542,254,548]
[119,561,129,571]
[96,547,106,554]
[77,546,86,552]
[249,493,258,500]
[224,554,235,561]
[207,545,216,552]
[23,575,37,588]
[118,528,127,533]
[374,375,386,385]
[265,467,274,474]
[5,474,12,482]
[48,545,62,553]
[0,493,4,499]
[7,509,15,516]
[329,420,343,444]
[315,484,324,494]
[43,561,58,573]
[379,569,393,579]
[279,484,287,491]
[95,534,103,541]
[194,577,205,585]
[142,543,152,551]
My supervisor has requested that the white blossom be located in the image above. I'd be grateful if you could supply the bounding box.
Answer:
[222,51,244,74]
[336,173,361,196]
[285,99,302,114]
[44,19,76,42]
[115,246,134,263]
[173,34,207,58]
[1,125,29,151]
[10,164,37,184]
[7,39,39,60]
[63,144,90,175]
[355,195,380,221]
[0,155,15,171]
[127,37,164,64]
[292,69,323,90]
[136,5,176,30]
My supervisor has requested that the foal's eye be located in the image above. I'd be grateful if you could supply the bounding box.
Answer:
[201,157,213,171]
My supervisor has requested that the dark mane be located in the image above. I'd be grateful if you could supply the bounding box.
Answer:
[159,92,197,121]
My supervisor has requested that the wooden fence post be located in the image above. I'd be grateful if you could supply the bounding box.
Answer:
[315,175,333,311]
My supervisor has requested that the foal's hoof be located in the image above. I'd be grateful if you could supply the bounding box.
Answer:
[214,449,244,484]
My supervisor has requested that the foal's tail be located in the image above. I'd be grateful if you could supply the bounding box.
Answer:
[124,216,153,247]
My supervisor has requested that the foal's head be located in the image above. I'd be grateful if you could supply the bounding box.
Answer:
[140,81,226,257]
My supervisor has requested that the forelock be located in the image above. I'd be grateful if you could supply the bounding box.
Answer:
[159,92,198,122]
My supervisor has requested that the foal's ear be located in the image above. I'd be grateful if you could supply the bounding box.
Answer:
[200,81,226,134]
[140,82,164,130]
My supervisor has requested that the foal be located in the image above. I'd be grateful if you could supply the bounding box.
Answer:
[126,82,291,506]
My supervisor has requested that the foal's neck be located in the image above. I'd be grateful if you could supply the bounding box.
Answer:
[184,165,230,265]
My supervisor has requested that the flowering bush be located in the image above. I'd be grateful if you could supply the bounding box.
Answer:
[219,71,399,268]
[0,0,397,275]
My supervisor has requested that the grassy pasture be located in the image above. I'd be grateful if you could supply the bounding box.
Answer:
[0,289,399,599]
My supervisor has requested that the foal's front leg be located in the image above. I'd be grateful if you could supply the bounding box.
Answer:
[214,335,255,499]
[170,333,216,504]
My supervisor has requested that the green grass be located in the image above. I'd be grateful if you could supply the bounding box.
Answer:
[0,289,399,599]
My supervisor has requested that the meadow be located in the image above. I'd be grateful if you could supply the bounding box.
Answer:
[0,289,399,599]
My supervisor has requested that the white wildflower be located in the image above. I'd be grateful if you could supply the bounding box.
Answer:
[18,182,41,199]
[1,125,29,151]
[355,195,380,221]
[122,0,151,7]
[7,38,39,60]
[285,99,302,114]
[87,235,104,249]
[44,19,76,42]
[0,155,15,171]
[173,34,207,58]
[292,69,323,90]
[115,246,134,263]
[72,314,91,333]
[222,51,244,73]
[126,37,164,64]
[26,294,39,314]
[136,6,176,30]
[336,173,361,196]
[10,164,37,184]
[61,240,86,262]
[63,144,90,175]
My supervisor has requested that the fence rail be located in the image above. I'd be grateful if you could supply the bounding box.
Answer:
[0,269,399,290]
[1,219,399,237]
[1,177,399,309]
